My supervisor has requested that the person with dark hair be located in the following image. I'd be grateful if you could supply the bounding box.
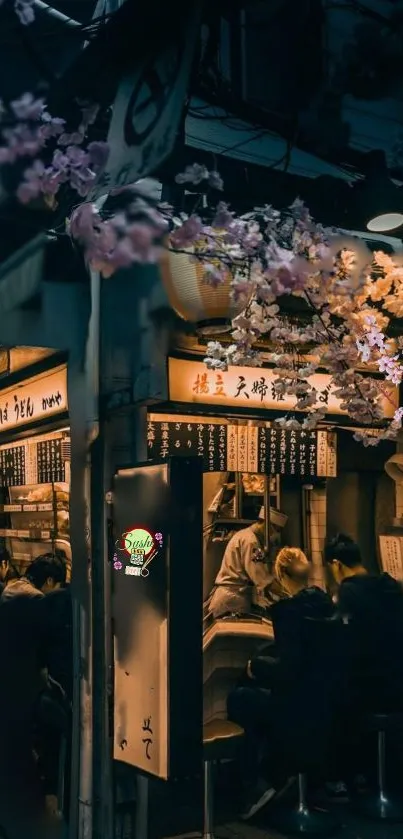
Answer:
[28,554,72,821]
[324,533,403,792]
[0,552,65,604]
[324,533,367,588]
[0,556,49,837]
[26,553,66,593]
[325,532,403,710]
[0,548,19,594]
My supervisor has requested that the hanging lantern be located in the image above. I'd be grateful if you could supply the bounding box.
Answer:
[159,245,250,335]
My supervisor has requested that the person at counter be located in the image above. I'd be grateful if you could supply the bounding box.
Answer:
[28,554,72,820]
[325,533,403,711]
[227,547,334,819]
[0,556,52,837]
[324,534,403,793]
[207,509,287,619]
[0,548,19,594]
[0,553,71,824]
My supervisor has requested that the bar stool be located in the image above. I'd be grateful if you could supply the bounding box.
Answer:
[202,719,244,839]
[356,712,403,822]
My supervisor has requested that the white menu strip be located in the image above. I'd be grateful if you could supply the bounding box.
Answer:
[316,431,328,477]
[237,425,248,473]
[25,440,38,485]
[247,427,258,474]
[379,535,403,581]
[326,432,337,477]
[226,425,238,471]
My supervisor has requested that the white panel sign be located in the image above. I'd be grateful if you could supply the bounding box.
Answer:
[0,366,67,432]
[168,358,397,419]
[379,535,403,581]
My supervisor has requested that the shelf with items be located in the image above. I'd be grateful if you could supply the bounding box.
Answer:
[0,529,54,540]
[0,482,70,576]
[210,470,282,549]
[0,503,54,513]
[0,428,71,579]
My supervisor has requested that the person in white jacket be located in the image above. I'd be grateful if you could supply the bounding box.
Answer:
[207,509,287,618]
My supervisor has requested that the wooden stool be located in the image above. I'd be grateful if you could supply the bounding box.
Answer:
[202,719,244,839]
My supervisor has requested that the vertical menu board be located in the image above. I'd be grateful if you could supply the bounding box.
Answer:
[0,446,26,486]
[147,418,337,477]
[37,439,65,483]
[147,420,228,472]
[257,428,318,477]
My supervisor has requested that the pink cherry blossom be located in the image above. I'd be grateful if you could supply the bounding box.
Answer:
[2,133,402,443]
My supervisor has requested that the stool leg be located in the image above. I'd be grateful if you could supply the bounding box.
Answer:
[270,772,339,835]
[297,774,307,814]
[203,760,215,839]
[356,728,403,822]
[377,731,386,801]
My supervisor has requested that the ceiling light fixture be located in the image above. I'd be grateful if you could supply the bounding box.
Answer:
[354,151,403,233]
[366,212,403,233]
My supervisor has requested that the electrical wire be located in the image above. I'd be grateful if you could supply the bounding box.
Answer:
[0,6,116,44]
[185,132,356,180]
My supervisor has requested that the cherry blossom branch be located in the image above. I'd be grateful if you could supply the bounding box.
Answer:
[1,123,401,446]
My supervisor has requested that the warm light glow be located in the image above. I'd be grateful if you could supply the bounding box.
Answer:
[123,527,154,558]
[168,358,398,418]
[0,366,67,432]
[366,213,403,233]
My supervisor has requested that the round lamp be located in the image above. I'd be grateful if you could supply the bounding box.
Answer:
[367,212,403,233]
[160,246,250,334]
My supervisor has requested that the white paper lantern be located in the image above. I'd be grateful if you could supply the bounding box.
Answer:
[160,247,249,331]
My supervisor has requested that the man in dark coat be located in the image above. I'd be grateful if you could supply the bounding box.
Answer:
[0,548,19,595]
[27,556,72,823]
[325,533,403,712]
[325,533,403,789]
[0,568,48,838]
[227,584,335,819]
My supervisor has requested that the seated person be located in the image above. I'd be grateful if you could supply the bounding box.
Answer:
[325,533,403,712]
[227,547,334,819]
[0,548,19,594]
[248,548,334,687]
[324,534,403,792]
[206,510,286,619]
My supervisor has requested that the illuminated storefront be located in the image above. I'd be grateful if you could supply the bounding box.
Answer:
[145,352,399,588]
[0,351,70,577]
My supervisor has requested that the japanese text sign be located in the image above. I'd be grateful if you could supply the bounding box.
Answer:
[168,358,397,418]
[0,366,67,433]
[147,415,337,477]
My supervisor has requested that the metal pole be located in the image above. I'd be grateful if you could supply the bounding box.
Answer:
[378,730,386,800]
[91,427,113,839]
[203,761,214,839]
[297,773,307,813]
[88,264,113,839]
[135,775,149,839]
[68,363,93,839]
